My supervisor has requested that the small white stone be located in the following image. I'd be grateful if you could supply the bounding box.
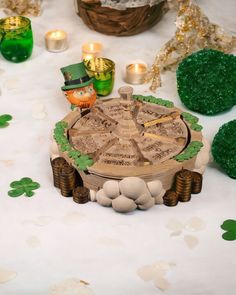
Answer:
[119,177,148,200]
[135,193,151,205]
[138,197,155,210]
[112,195,137,213]
[154,188,166,204]
[103,180,120,199]
[147,180,163,197]
[89,190,96,202]
[96,189,112,207]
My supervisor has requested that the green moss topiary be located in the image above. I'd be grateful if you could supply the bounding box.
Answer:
[177,49,236,115]
[212,120,236,178]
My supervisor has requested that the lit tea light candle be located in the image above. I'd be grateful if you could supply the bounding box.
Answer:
[125,62,148,85]
[82,42,103,61]
[45,29,68,53]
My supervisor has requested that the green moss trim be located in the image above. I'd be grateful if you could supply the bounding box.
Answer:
[181,112,203,131]
[190,123,203,131]
[174,141,203,162]
[181,112,199,124]
[132,95,174,108]
[53,121,93,171]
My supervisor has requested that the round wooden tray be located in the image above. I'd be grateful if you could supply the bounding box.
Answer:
[59,91,202,191]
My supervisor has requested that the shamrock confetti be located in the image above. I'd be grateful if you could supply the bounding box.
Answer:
[8,177,40,197]
[221,220,236,241]
[0,114,12,128]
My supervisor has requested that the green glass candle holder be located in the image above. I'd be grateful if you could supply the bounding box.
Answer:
[0,16,33,63]
[84,57,115,96]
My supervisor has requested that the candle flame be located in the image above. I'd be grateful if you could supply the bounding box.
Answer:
[134,63,140,72]
[89,43,94,51]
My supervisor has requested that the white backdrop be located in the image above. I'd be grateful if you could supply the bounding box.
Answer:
[0,0,236,294]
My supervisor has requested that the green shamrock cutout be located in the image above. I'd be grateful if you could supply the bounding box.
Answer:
[75,155,94,171]
[221,219,236,241]
[0,114,12,128]
[8,177,40,197]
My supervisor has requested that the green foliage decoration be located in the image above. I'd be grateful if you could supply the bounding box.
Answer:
[132,95,174,108]
[174,141,203,162]
[181,112,203,131]
[53,121,93,171]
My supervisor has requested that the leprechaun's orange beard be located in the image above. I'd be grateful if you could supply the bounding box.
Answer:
[65,84,96,108]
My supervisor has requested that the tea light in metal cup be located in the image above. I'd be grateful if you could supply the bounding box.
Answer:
[82,42,103,61]
[125,62,148,85]
[45,29,68,52]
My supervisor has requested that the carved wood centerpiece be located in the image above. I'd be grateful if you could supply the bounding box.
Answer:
[54,87,207,197]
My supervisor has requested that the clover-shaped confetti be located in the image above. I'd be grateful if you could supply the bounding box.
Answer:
[0,114,12,128]
[221,219,236,241]
[8,177,40,197]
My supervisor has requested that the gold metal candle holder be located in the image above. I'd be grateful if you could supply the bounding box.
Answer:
[45,29,68,53]
[125,62,148,85]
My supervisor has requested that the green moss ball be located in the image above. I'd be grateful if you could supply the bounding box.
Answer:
[212,120,236,178]
[177,49,236,115]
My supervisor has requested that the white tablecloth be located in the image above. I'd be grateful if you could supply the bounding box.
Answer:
[0,1,236,294]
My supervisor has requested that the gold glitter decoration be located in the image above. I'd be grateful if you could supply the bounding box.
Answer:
[0,0,41,16]
[148,0,236,91]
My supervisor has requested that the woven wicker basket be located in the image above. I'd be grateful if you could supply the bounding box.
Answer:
[75,0,168,36]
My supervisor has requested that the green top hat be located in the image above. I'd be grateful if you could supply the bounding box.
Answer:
[61,62,93,91]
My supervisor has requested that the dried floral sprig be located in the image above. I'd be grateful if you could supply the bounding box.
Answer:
[148,0,236,91]
[0,0,42,16]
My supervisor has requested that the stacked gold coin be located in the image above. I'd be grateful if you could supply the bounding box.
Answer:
[73,186,90,204]
[191,171,203,194]
[175,169,192,202]
[59,165,76,197]
[163,190,179,207]
[51,157,67,188]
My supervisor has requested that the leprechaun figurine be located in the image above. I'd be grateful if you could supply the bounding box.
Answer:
[61,62,96,109]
